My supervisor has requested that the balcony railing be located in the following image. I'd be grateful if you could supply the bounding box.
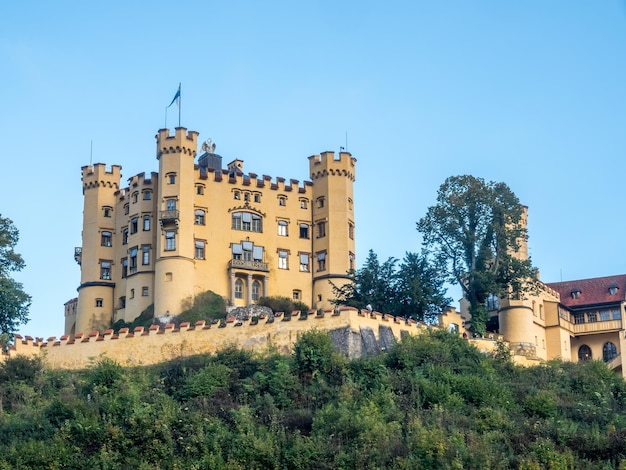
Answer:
[229,259,269,272]
[566,319,623,335]
[159,210,179,224]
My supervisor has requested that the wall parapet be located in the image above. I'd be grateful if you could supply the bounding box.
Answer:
[4,308,425,369]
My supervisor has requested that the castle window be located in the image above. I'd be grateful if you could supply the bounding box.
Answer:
[278,196,286,206]
[195,209,205,225]
[130,288,135,299]
[142,286,149,296]
[244,193,250,202]
[195,240,205,259]
[234,191,240,200]
[130,217,138,234]
[300,199,308,209]
[196,185,204,195]
[603,342,618,362]
[252,281,260,301]
[232,243,243,260]
[100,261,111,280]
[573,312,585,324]
[119,296,126,309]
[299,253,310,272]
[571,288,581,299]
[317,197,325,209]
[278,220,288,236]
[600,310,610,321]
[165,231,176,251]
[166,199,177,211]
[122,228,129,245]
[613,308,622,320]
[167,173,176,184]
[253,244,264,262]
[316,221,326,238]
[588,311,597,323]
[578,344,592,361]
[142,245,150,265]
[254,194,261,203]
[130,247,138,273]
[278,250,288,269]
[235,279,243,299]
[124,204,129,215]
[317,251,327,271]
[121,258,128,278]
[349,252,355,270]
[143,190,152,200]
[609,284,619,296]
[293,290,301,300]
[101,231,112,247]
[231,212,262,232]
[103,206,112,218]
[143,215,151,231]
[299,224,309,239]
[348,222,354,240]
[132,192,139,203]
[485,294,499,312]
[95,298,103,308]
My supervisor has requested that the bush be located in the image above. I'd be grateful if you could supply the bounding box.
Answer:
[257,296,310,314]
[178,291,226,324]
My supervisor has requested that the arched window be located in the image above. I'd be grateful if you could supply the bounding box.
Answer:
[278,220,288,236]
[195,209,205,225]
[578,344,592,361]
[603,342,618,362]
[234,279,243,299]
[252,280,260,301]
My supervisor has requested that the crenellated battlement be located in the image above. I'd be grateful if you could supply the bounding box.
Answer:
[156,127,199,160]
[81,163,122,193]
[4,308,430,369]
[308,151,356,182]
[197,165,313,193]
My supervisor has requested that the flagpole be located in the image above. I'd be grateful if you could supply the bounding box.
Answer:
[164,106,168,129]
[178,82,181,127]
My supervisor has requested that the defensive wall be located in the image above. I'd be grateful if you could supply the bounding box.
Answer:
[3,307,442,370]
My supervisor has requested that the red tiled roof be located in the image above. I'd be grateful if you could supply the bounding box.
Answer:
[546,274,626,308]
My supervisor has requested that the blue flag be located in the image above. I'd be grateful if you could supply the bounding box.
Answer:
[168,84,181,108]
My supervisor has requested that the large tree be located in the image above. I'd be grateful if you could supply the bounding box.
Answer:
[417,175,538,336]
[0,214,30,337]
[331,249,451,322]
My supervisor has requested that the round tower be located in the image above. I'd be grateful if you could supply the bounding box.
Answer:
[153,127,199,317]
[308,150,357,309]
[76,163,122,334]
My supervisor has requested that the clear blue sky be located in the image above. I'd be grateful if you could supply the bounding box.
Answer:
[2,1,626,338]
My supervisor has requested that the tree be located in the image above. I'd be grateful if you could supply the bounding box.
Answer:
[331,249,399,314]
[416,175,538,336]
[396,251,451,323]
[331,249,450,322]
[0,214,30,336]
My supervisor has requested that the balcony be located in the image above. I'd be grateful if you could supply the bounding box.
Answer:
[159,210,179,226]
[567,319,623,335]
[74,247,82,266]
[229,259,269,272]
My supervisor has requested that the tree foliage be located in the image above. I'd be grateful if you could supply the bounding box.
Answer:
[178,290,227,324]
[417,175,539,335]
[256,295,310,315]
[0,214,30,336]
[332,249,450,322]
[1,332,626,468]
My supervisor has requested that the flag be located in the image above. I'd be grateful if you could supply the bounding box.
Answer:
[168,84,181,108]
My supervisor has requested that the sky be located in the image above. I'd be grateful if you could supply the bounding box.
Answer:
[2,1,626,338]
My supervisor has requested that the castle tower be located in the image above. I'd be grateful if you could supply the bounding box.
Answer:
[153,127,199,317]
[308,150,357,309]
[76,163,122,334]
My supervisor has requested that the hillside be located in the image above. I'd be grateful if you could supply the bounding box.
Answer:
[1,330,626,469]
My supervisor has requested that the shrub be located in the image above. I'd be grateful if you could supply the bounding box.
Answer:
[178,291,226,324]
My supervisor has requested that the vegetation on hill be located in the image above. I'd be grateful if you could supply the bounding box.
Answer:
[1,330,626,469]
[256,295,310,315]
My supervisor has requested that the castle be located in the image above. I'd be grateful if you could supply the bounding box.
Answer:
[3,126,625,376]
[65,127,356,336]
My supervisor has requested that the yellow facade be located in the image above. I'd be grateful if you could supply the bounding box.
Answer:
[71,127,356,335]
